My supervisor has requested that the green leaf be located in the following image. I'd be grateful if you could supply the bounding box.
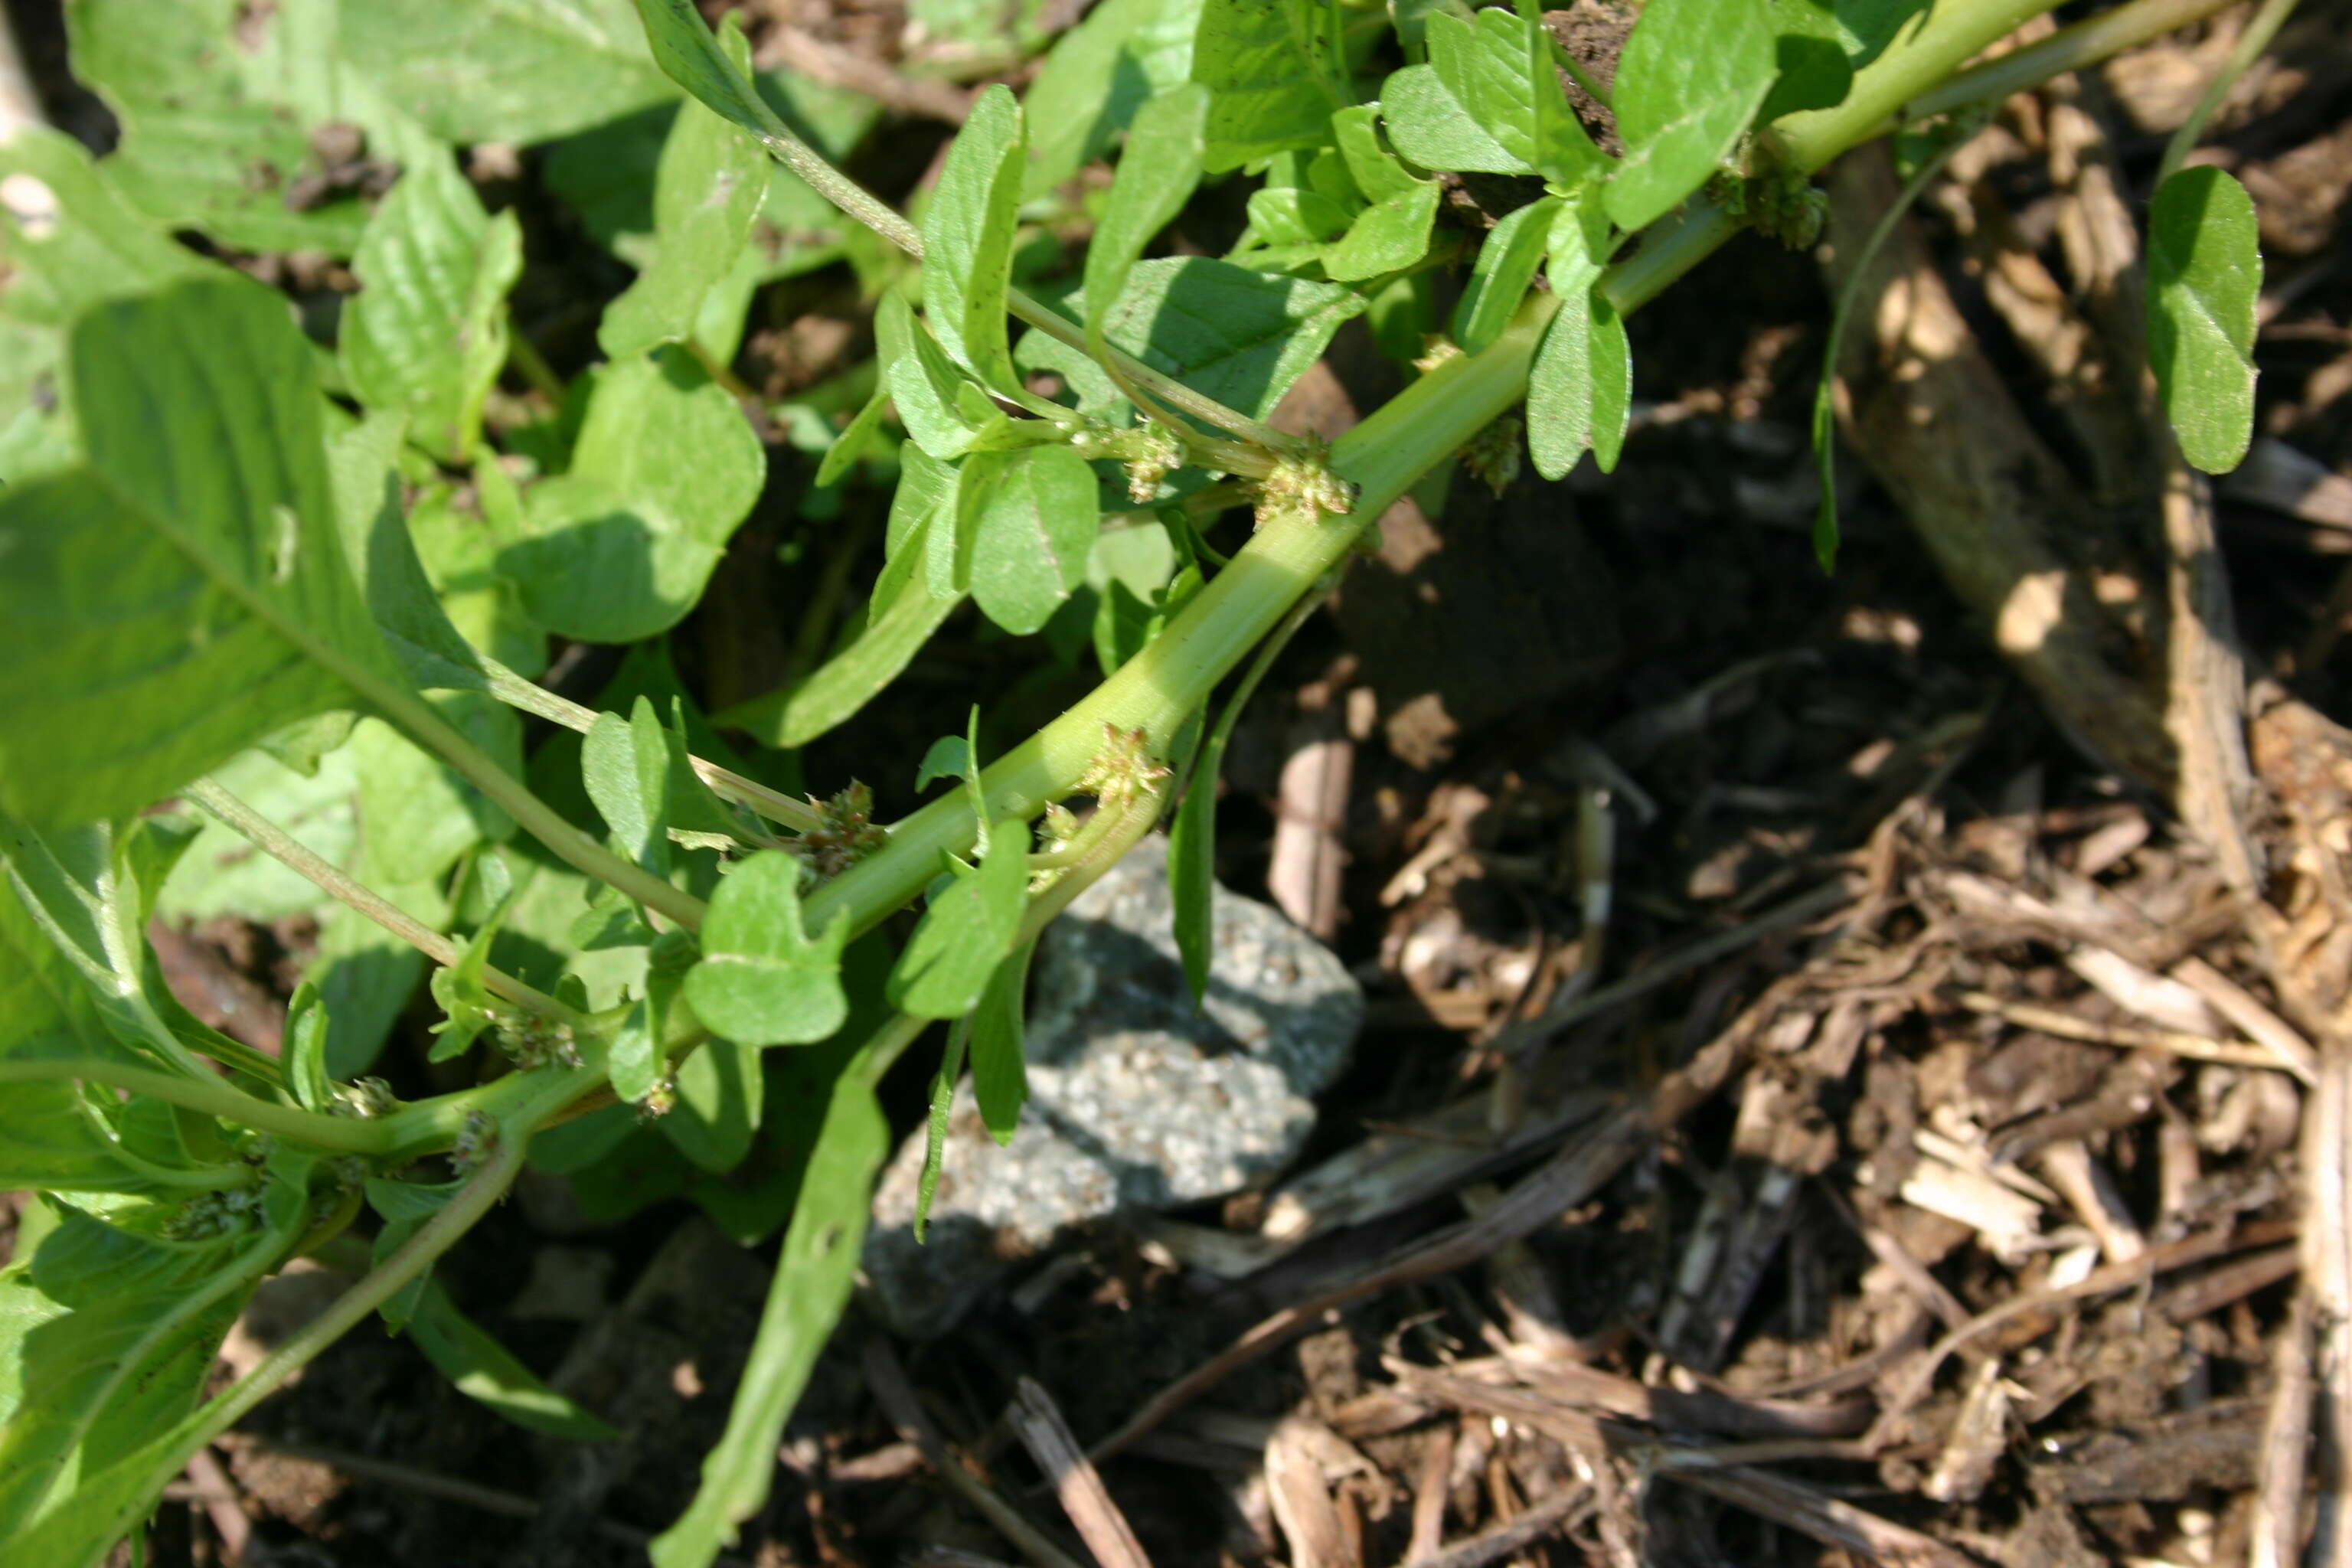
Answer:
[2148,165,2260,475]
[67,0,433,256]
[1606,0,1776,230]
[877,290,1002,461]
[407,1281,619,1440]
[0,129,211,451]
[684,852,851,1047]
[915,737,976,795]
[1243,185,1356,247]
[366,1177,462,1334]
[331,416,505,696]
[348,698,514,887]
[286,983,332,1112]
[921,84,1027,391]
[500,348,766,644]
[1453,196,1560,355]
[913,1017,972,1240]
[611,928,697,1103]
[348,0,675,145]
[0,277,403,831]
[1168,762,1221,1009]
[583,698,675,880]
[660,1038,763,1171]
[1084,84,1211,361]
[155,744,361,926]
[1020,256,1368,423]
[1378,62,1523,177]
[600,16,769,360]
[4,814,216,1076]
[814,379,892,488]
[1191,0,1348,172]
[1527,283,1631,480]
[1325,181,1441,283]
[887,821,1031,1018]
[1024,0,1204,194]
[714,458,965,748]
[651,1071,886,1568]
[1759,0,1854,122]
[342,152,523,466]
[426,894,514,1063]
[969,941,1034,1143]
[1383,9,1601,185]
[0,1157,311,1555]
[967,446,1102,636]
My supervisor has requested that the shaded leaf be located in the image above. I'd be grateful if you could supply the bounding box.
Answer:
[1191,0,1348,171]
[1453,195,1560,355]
[407,1281,619,1440]
[1084,84,1211,361]
[968,446,1101,636]
[350,0,675,145]
[969,939,1034,1142]
[887,821,1031,1019]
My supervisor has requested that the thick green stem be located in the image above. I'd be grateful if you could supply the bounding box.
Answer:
[0,1060,391,1155]
[1912,0,2246,123]
[185,778,577,1021]
[1775,0,2063,168]
[803,299,1560,938]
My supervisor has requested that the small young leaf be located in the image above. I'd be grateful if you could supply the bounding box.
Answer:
[2148,165,2260,475]
[1191,0,1348,172]
[583,697,675,879]
[1332,106,1421,203]
[1527,283,1632,480]
[500,346,766,644]
[969,940,1034,1142]
[814,378,892,488]
[877,289,1000,460]
[920,83,1027,391]
[967,446,1102,636]
[914,737,976,795]
[407,1281,620,1440]
[427,894,516,1063]
[649,1072,886,1568]
[887,820,1031,1018]
[913,1016,972,1240]
[343,151,524,466]
[1083,83,1211,360]
[1452,196,1560,355]
[1606,0,1776,230]
[285,982,333,1113]
[599,15,768,359]
[682,851,852,1047]
[1384,9,1602,185]
[1324,181,1442,283]
[1243,185,1356,247]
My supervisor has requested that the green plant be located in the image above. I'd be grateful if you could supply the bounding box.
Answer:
[0,0,2273,1560]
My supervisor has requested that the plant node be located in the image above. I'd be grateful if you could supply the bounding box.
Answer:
[449,1109,498,1175]
[1463,414,1524,495]
[330,1076,397,1119]
[789,782,890,879]
[1710,163,1828,250]
[1073,723,1172,812]
[1253,439,1357,530]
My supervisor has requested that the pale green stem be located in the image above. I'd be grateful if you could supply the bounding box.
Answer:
[2159,0,2302,183]
[1775,0,2065,167]
[0,1060,391,1155]
[183,778,575,1021]
[364,681,707,930]
[475,658,825,834]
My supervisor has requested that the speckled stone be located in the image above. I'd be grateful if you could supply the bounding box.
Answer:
[862,835,1363,1338]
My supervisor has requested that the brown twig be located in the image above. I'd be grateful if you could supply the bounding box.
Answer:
[1950,989,2311,1080]
[1008,1377,1154,1568]
[862,1340,1089,1568]
[1409,1483,1592,1568]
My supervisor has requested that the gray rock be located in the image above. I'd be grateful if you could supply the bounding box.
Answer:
[863,835,1363,1337]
